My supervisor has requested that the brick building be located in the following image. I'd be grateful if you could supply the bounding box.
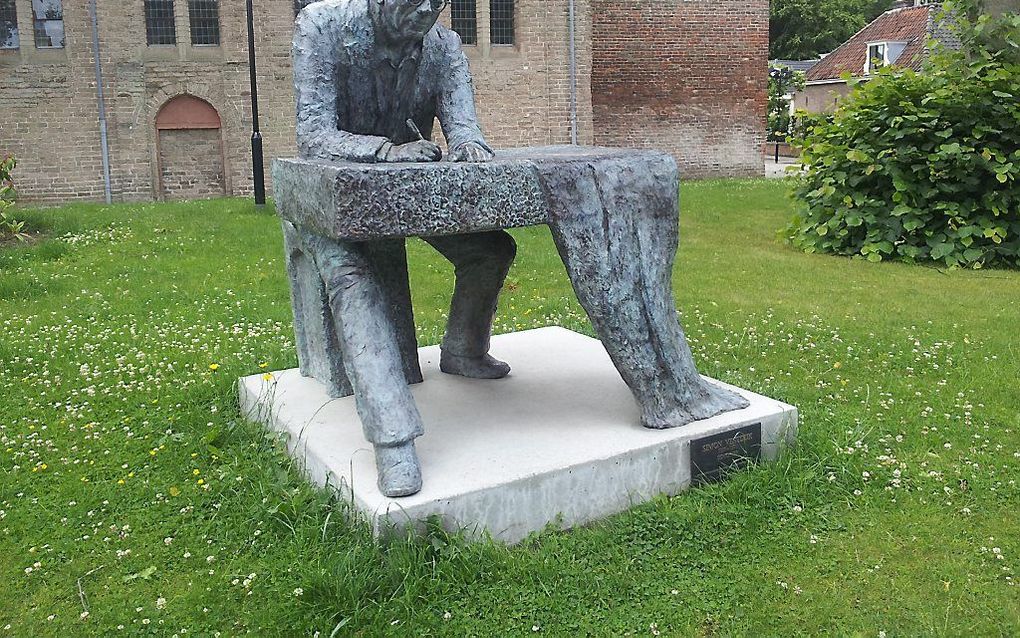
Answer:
[0,0,766,203]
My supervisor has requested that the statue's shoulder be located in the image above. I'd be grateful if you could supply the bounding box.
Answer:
[296,0,367,31]
[425,23,466,57]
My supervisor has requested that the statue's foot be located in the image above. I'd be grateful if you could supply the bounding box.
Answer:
[374,441,423,498]
[642,384,750,430]
[439,351,511,379]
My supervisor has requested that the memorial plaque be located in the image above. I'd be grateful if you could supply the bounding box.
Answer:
[690,423,762,484]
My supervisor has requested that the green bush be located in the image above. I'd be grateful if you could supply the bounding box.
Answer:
[0,156,28,242]
[786,9,1020,269]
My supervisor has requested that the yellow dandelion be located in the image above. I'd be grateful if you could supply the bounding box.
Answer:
[169,486,181,497]
[262,373,274,382]
[118,479,125,485]
[192,469,200,476]
[197,479,205,485]
[833,362,842,369]
[209,363,220,371]
[258,362,269,369]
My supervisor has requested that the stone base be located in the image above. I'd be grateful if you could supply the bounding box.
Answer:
[238,327,797,544]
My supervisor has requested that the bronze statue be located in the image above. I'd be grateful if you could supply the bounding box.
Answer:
[291,0,514,496]
[278,0,750,499]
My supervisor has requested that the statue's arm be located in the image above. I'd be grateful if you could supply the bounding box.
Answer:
[435,31,492,156]
[293,11,390,163]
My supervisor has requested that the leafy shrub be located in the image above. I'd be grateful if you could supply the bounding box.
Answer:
[786,8,1020,269]
[0,156,28,243]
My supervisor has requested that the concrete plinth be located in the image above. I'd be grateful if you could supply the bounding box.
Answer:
[239,327,797,544]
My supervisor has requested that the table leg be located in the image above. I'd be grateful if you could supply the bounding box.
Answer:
[541,155,749,428]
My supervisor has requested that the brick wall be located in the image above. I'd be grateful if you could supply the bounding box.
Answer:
[158,128,226,199]
[0,0,763,202]
[0,0,298,203]
[794,82,853,114]
[444,0,595,149]
[591,0,767,178]
[0,0,594,202]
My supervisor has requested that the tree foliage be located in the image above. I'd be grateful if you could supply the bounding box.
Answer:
[770,0,894,60]
[786,6,1020,269]
[768,66,807,141]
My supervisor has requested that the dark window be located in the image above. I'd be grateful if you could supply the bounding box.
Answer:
[145,0,177,45]
[490,0,514,45]
[188,0,219,45]
[32,0,64,48]
[451,0,476,45]
[0,0,19,50]
[867,43,887,74]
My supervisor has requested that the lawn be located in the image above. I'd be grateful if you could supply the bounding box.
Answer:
[1,179,1018,636]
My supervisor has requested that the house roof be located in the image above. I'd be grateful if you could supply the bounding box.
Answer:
[805,4,957,82]
[771,58,822,73]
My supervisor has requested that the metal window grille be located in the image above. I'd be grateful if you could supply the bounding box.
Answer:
[188,0,219,46]
[451,0,476,45]
[144,0,177,46]
[32,0,64,48]
[0,0,19,49]
[489,0,513,46]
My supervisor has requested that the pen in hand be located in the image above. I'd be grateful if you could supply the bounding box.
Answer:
[406,119,425,142]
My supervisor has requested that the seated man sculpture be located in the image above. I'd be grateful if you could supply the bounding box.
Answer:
[283,0,750,499]
[292,0,512,496]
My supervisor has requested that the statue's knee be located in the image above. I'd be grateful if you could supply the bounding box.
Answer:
[324,265,367,302]
[492,233,517,267]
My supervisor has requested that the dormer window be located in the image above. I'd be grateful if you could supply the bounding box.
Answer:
[865,41,908,75]
[866,43,888,74]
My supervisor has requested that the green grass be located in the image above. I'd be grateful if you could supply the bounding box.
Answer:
[1,181,1018,636]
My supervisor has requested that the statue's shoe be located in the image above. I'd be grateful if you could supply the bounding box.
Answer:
[440,352,511,379]
[375,442,423,498]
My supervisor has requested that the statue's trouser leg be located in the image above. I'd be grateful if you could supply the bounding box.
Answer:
[538,156,749,428]
[424,231,517,357]
[283,222,422,398]
[300,232,425,448]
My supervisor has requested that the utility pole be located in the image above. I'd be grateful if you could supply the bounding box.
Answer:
[246,0,267,207]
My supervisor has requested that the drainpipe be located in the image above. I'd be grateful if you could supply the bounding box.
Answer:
[88,0,112,204]
[568,0,578,145]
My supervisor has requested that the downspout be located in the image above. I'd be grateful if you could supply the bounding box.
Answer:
[88,0,112,204]
[568,0,578,145]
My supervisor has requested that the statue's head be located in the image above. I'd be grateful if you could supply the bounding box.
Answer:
[374,0,448,40]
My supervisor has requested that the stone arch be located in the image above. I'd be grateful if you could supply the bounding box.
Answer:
[154,94,227,200]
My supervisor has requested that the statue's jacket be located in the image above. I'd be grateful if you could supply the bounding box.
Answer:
[293,0,490,163]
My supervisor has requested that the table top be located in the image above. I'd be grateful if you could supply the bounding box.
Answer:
[272,145,676,241]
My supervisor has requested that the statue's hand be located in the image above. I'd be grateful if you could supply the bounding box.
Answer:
[449,141,494,163]
[384,140,442,163]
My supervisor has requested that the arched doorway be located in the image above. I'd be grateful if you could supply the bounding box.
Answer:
[155,95,227,200]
